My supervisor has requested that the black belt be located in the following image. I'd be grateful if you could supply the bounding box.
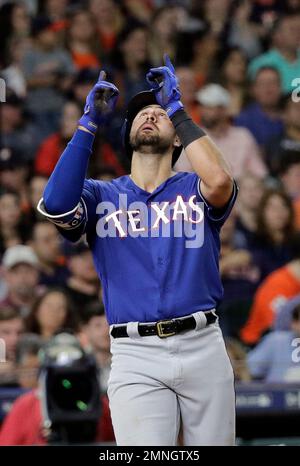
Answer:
[110,311,217,339]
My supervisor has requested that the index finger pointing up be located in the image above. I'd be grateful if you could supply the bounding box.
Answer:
[98,70,106,82]
[164,54,175,74]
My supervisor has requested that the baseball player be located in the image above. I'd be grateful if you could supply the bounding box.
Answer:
[37,55,237,446]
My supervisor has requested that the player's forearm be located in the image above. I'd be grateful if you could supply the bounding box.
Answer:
[171,110,233,207]
[43,128,94,215]
[184,136,233,187]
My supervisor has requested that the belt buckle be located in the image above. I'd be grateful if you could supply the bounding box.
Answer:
[156,320,176,338]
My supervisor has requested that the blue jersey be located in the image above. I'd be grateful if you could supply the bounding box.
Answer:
[41,172,237,324]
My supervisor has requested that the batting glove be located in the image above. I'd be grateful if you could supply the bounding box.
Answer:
[146,54,183,118]
[78,70,119,134]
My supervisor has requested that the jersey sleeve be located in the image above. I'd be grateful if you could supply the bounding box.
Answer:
[195,175,238,227]
[37,178,100,242]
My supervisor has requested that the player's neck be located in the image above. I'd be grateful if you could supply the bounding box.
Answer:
[130,152,175,193]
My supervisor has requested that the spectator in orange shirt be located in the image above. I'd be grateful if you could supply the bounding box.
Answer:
[240,233,300,346]
[148,5,180,67]
[180,27,220,89]
[66,8,101,70]
[42,0,69,25]
[89,0,124,54]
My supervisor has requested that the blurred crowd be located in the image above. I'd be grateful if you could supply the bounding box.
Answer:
[1,0,300,444]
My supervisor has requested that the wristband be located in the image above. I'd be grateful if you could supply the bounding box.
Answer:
[171,110,206,148]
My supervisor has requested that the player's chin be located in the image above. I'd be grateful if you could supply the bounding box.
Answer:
[134,133,160,147]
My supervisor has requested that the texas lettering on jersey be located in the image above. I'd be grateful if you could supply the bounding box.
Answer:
[96,194,204,247]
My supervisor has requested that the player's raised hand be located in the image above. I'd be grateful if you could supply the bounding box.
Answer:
[78,70,119,134]
[146,54,183,117]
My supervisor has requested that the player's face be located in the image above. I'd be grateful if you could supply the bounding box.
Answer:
[130,105,178,155]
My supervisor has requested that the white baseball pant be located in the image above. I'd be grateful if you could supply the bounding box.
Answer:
[107,312,235,446]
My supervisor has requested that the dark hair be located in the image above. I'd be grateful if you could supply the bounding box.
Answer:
[29,219,57,242]
[0,189,32,253]
[150,5,176,26]
[278,150,300,175]
[215,46,250,105]
[289,233,300,260]
[0,2,23,67]
[31,218,55,232]
[270,12,300,37]
[280,92,297,110]
[0,146,27,171]
[256,189,295,242]
[80,301,105,325]
[0,306,21,322]
[15,333,43,364]
[217,46,248,70]
[0,188,21,201]
[292,303,300,322]
[111,20,149,71]
[175,24,211,67]
[26,288,77,335]
[253,66,281,83]
[65,7,100,56]
[28,173,49,184]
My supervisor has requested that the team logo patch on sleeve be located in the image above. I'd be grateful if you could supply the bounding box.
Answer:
[53,200,87,230]
[37,198,87,230]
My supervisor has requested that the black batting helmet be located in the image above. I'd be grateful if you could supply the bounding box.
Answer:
[122,90,182,166]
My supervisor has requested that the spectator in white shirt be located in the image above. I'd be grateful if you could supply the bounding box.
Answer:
[175,84,268,180]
